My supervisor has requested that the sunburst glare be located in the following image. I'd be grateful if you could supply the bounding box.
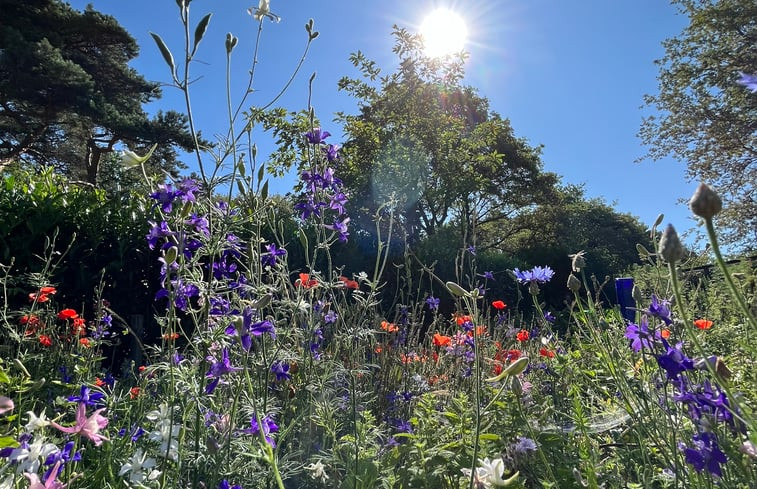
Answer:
[419,8,468,58]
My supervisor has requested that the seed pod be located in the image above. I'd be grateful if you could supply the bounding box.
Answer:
[567,273,581,293]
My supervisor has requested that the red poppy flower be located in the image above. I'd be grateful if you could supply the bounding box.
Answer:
[455,314,472,326]
[295,273,318,289]
[506,349,522,362]
[432,333,452,347]
[94,377,105,387]
[162,332,180,340]
[130,387,141,399]
[338,276,359,290]
[20,314,39,325]
[39,334,52,347]
[492,300,507,310]
[539,348,555,358]
[660,329,671,339]
[57,309,79,320]
[39,286,57,295]
[694,319,713,330]
[516,329,530,342]
[29,292,50,303]
[79,338,91,348]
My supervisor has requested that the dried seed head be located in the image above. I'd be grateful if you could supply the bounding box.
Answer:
[689,183,722,219]
[658,224,685,263]
[569,250,586,272]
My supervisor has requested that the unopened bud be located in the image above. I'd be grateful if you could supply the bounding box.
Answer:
[567,273,581,293]
[445,281,469,298]
[658,224,685,263]
[689,183,722,219]
[632,284,643,303]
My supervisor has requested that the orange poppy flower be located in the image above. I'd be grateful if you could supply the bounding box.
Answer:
[694,319,713,330]
[130,387,141,399]
[94,377,105,387]
[79,338,91,348]
[455,314,472,326]
[39,286,57,295]
[492,300,507,310]
[380,320,398,333]
[539,348,555,358]
[516,329,530,342]
[162,332,180,340]
[338,276,359,289]
[660,329,671,339]
[432,333,452,347]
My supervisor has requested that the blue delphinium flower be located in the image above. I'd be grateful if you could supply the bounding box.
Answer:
[737,72,757,92]
[261,243,287,267]
[625,315,661,353]
[681,432,727,477]
[656,340,694,379]
[245,414,279,447]
[513,266,555,284]
[205,348,242,395]
[271,361,291,382]
[544,311,556,323]
[425,296,440,311]
[647,294,673,326]
[218,480,243,489]
[305,127,330,145]
[67,385,105,407]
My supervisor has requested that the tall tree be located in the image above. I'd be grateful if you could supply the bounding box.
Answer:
[639,0,756,249]
[0,0,198,185]
[337,27,557,246]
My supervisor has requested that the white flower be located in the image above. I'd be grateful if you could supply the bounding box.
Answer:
[304,460,329,483]
[25,409,50,432]
[462,458,519,488]
[119,449,160,484]
[120,144,157,169]
[248,0,280,22]
[9,438,58,474]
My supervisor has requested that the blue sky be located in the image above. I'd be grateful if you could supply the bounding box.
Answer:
[69,0,701,243]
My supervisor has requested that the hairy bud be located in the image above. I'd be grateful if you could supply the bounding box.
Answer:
[658,224,685,263]
[567,274,581,293]
[689,183,722,219]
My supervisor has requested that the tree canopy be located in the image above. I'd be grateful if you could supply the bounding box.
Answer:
[336,27,558,246]
[0,0,198,185]
[639,0,756,249]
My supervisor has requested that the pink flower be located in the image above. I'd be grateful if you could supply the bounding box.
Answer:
[51,402,109,446]
[25,461,66,488]
[0,396,13,415]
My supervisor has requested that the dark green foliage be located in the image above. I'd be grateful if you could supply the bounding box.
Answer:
[0,0,199,184]
[639,0,757,249]
[0,168,157,323]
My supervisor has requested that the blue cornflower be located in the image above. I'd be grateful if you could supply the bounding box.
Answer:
[625,315,661,353]
[261,243,287,267]
[513,266,555,284]
[681,432,727,477]
[305,127,330,145]
[245,414,279,447]
[67,385,105,407]
[271,361,291,382]
[425,296,440,311]
[737,72,757,92]
[512,436,538,455]
[646,294,673,326]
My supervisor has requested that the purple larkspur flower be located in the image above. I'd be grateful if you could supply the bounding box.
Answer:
[205,348,242,394]
[425,296,440,311]
[681,432,727,477]
[737,72,757,92]
[271,361,291,382]
[186,214,210,236]
[149,184,179,213]
[625,315,661,353]
[261,243,287,267]
[67,385,105,407]
[656,340,694,379]
[544,311,556,323]
[325,216,350,242]
[324,143,340,162]
[647,294,673,326]
[323,310,338,324]
[305,127,330,145]
[479,271,494,280]
[245,414,278,447]
[218,480,243,489]
[329,192,348,214]
[146,220,173,250]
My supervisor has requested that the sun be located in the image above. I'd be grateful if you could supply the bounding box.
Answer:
[419,8,468,58]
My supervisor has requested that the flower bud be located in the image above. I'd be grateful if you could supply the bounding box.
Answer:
[689,183,722,219]
[658,224,685,263]
[567,273,581,293]
[632,284,643,303]
[445,281,469,298]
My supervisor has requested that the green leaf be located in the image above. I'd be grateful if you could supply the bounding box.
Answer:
[0,369,10,383]
[260,180,269,200]
[192,13,212,57]
[0,436,19,449]
[150,32,176,79]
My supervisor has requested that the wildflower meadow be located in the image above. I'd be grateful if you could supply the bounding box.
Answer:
[1,2,755,488]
